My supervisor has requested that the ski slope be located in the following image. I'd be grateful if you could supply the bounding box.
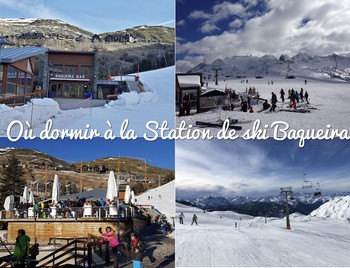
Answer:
[136,180,175,221]
[177,75,350,141]
[176,203,350,267]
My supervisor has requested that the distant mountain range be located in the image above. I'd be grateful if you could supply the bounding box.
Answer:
[177,192,350,218]
[187,52,350,81]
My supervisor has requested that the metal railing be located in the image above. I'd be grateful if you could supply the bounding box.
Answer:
[0,205,143,221]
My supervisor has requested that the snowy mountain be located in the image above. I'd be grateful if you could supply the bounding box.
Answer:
[177,193,350,217]
[310,195,350,220]
[187,52,350,81]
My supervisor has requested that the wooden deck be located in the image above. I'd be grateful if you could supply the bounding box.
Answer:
[4,217,146,244]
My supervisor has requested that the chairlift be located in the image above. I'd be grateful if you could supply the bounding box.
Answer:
[314,182,322,197]
[302,174,313,189]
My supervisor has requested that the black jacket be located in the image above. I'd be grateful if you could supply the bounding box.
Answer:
[130,238,145,261]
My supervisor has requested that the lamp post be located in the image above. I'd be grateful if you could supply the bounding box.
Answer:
[280,187,293,230]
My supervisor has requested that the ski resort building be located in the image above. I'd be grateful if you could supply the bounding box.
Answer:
[176,73,202,115]
[43,50,98,99]
[0,46,48,105]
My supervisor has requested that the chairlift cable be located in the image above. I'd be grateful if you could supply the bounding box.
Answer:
[302,140,350,175]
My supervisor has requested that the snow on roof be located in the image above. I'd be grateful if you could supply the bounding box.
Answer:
[177,74,201,88]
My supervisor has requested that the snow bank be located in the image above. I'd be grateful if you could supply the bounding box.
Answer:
[0,98,61,136]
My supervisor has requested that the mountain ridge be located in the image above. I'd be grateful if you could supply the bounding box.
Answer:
[187,52,350,81]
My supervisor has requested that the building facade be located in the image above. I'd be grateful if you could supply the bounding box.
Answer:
[44,51,98,99]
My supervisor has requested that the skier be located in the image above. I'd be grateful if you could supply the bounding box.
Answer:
[191,214,198,225]
[280,88,285,102]
[305,91,310,104]
[270,92,277,112]
[262,100,270,111]
[299,88,303,102]
[179,212,185,224]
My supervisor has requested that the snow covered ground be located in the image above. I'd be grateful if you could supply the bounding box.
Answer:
[176,199,350,267]
[1,66,175,138]
[136,180,175,221]
[177,76,350,143]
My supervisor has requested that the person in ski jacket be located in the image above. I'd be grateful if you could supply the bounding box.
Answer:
[270,92,277,112]
[191,214,198,225]
[179,212,185,224]
[129,231,145,268]
[280,89,285,102]
[13,229,30,267]
[100,226,122,268]
[305,91,309,104]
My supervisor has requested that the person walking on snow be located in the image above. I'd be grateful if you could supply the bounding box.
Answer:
[179,212,185,224]
[191,214,198,225]
[280,88,285,102]
[270,92,277,112]
[305,91,310,104]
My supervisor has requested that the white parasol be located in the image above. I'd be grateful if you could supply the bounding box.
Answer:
[52,174,61,204]
[22,186,29,203]
[106,171,118,201]
[124,185,131,204]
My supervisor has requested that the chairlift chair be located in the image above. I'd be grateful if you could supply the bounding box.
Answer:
[302,174,313,189]
[314,182,322,197]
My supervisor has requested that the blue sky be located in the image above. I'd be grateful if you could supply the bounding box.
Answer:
[176,0,350,72]
[0,0,175,33]
[176,139,350,199]
[0,138,175,170]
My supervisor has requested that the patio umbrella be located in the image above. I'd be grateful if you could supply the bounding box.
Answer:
[22,186,29,203]
[52,175,61,204]
[28,191,35,205]
[130,190,136,205]
[106,171,118,201]
[124,185,131,204]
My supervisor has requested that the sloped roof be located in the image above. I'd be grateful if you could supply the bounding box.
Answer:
[0,47,48,63]
[177,74,201,88]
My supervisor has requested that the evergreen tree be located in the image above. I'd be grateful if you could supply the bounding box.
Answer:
[0,155,25,204]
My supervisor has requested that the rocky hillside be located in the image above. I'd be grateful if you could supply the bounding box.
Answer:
[0,147,174,197]
[0,18,175,75]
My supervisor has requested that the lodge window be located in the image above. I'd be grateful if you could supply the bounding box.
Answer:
[65,65,78,74]
[81,66,92,76]
[6,65,33,95]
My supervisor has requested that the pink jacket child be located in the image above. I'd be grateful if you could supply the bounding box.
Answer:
[99,227,120,248]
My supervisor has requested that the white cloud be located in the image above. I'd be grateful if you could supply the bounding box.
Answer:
[188,10,211,20]
[212,1,245,18]
[200,23,220,33]
[229,18,243,29]
[177,19,186,26]
[178,0,350,70]
[0,0,67,21]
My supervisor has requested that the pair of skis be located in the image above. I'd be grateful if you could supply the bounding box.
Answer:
[195,119,242,130]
